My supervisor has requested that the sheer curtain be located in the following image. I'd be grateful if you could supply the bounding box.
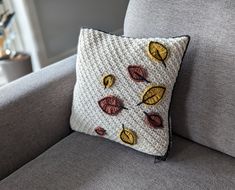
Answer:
[10,0,48,71]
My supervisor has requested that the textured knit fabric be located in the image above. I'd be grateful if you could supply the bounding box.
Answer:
[0,55,76,180]
[70,28,189,158]
[124,0,235,157]
[1,132,234,190]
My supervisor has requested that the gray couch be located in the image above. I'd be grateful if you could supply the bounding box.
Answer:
[0,0,234,189]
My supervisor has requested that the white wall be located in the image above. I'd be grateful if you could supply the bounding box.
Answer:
[33,0,129,64]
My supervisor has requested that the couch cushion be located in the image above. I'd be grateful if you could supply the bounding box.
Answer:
[70,28,190,159]
[1,132,234,190]
[124,0,235,157]
[0,55,76,180]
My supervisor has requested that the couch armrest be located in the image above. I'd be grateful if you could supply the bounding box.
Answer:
[0,55,76,180]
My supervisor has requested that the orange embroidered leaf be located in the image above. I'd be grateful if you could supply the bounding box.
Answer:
[95,126,106,136]
[102,74,115,88]
[147,41,168,67]
[137,85,166,106]
[127,65,150,83]
[98,95,127,115]
[144,111,163,129]
[119,125,137,145]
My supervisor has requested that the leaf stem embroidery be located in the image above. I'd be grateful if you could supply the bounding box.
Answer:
[156,49,166,68]
[133,71,150,83]
[137,94,156,106]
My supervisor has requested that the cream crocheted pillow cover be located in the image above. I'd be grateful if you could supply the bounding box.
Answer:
[70,28,190,160]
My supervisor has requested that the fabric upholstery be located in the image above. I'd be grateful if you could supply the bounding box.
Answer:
[71,28,190,159]
[124,0,235,157]
[0,132,234,190]
[0,55,76,180]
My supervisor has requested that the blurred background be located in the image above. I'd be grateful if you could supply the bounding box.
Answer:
[0,0,129,86]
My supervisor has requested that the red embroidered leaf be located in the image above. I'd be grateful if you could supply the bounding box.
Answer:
[144,111,163,129]
[98,95,127,115]
[127,65,150,83]
[95,127,106,136]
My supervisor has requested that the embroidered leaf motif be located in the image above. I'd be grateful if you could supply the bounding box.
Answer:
[144,111,163,129]
[102,74,115,88]
[119,125,137,145]
[98,95,127,115]
[95,126,106,136]
[127,65,150,83]
[147,41,168,67]
[137,85,166,106]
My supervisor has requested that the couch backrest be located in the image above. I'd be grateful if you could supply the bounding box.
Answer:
[124,0,235,157]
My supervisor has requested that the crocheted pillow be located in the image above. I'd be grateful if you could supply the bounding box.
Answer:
[70,28,190,160]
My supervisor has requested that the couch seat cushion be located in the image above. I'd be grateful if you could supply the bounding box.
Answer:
[0,132,234,190]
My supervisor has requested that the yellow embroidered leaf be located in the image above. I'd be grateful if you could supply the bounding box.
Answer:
[137,85,166,106]
[102,74,115,88]
[119,125,137,145]
[147,41,168,67]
